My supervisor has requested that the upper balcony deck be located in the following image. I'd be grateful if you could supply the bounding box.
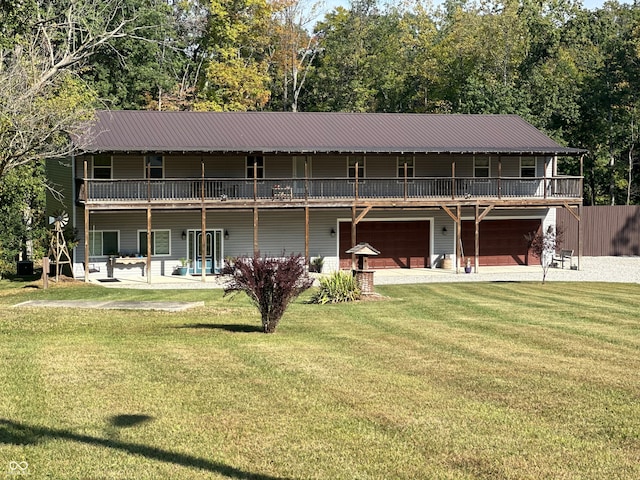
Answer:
[78,176,583,210]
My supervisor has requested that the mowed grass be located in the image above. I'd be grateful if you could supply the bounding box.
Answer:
[0,279,639,479]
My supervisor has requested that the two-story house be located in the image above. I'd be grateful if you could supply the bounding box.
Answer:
[47,111,584,282]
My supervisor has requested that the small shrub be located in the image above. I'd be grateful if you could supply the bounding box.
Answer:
[525,225,564,284]
[310,270,361,304]
[222,253,314,333]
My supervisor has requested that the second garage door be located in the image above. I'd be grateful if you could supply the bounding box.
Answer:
[339,220,430,269]
[461,219,541,266]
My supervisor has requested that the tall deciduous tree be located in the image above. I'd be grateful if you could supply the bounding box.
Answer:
[195,0,273,111]
[0,0,134,179]
[268,0,323,112]
[0,0,143,272]
[84,0,192,110]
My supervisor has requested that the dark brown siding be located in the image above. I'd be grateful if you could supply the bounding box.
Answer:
[557,206,640,256]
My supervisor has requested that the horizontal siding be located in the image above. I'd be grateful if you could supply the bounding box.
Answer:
[74,153,550,181]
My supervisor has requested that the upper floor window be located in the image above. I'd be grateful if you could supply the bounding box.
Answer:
[88,230,119,257]
[474,156,490,178]
[520,157,536,178]
[139,230,170,256]
[145,155,164,179]
[93,155,112,179]
[348,156,365,180]
[246,156,264,179]
[397,157,415,178]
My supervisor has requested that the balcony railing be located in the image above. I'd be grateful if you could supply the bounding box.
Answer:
[78,176,583,203]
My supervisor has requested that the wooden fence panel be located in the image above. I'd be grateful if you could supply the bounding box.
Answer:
[557,206,640,256]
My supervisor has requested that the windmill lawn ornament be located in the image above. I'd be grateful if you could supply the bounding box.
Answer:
[47,211,74,282]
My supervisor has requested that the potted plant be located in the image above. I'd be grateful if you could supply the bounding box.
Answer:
[175,258,189,276]
[310,256,324,273]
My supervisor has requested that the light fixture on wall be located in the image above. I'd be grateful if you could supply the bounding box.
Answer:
[330,228,336,238]
[442,226,448,235]
[224,230,229,240]
[181,230,187,240]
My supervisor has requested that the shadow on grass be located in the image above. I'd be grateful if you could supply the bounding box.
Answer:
[180,323,263,333]
[0,418,290,479]
[109,414,154,428]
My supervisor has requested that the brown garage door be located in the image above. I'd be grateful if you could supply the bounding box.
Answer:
[339,221,430,269]
[461,219,541,266]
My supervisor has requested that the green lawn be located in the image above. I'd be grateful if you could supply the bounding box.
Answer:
[1,279,639,479]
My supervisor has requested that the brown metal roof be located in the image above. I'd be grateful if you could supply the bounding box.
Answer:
[81,110,584,156]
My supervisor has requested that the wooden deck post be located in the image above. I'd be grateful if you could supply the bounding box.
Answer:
[351,205,357,270]
[253,207,259,257]
[305,206,309,268]
[474,203,480,273]
[451,162,456,200]
[201,207,207,282]
[201,158,207,282]
[404,161,408,201]
[498,158,502,199]
[83,158,89,283]
[146,206,152,284]
[456,204,461,273]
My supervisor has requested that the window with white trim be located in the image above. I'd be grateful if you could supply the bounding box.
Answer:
[474,156,490,178]
[397,156,415,178]
[145,155,164,178]
[139,230,171,256]
[88,230,119,257]
[348,156,365,180]
[246,156,264,179]
[520,157,536,178]
[93,155,112,179]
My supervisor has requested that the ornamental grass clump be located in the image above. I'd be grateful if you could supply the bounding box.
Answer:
[222,253,314,333]
[310,270,361,304]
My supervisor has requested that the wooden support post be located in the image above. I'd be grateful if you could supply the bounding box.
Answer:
[451,161,456,199]
[201,158,207,282]
[305,157,309,201]
[253,207,259,257]
[146,206,152,284]
[305,206,309,268]
[578,204,583,270]
[579,155,584,271]
[355,160,359,201]
[201,207,207,282]
[456,205,461,273]
[253,157,258,201]
[498,158,502,199]
[474,203,480,273]
[351,205,357,270]
[42,257,49,289]
[84,206,89,283]
[83,159,89,283]
[404,161,408,201]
